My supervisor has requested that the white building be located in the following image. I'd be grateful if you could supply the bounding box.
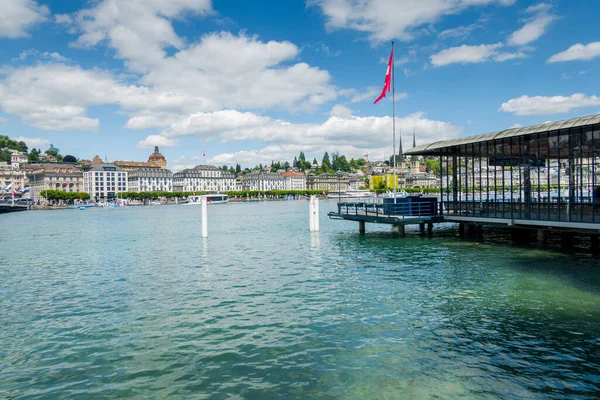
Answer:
[241,171,286,191]
[128,168,173,192]
[83,159,128,201]
[10,151,28,169]
[172,165,236,192]
[279,172,306,191]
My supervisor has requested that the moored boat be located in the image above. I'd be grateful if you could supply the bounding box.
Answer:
[184,194,229,205]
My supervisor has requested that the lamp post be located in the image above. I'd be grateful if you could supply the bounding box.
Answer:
[336,170,343,202]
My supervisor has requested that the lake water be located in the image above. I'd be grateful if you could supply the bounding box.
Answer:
[1,200,600,399]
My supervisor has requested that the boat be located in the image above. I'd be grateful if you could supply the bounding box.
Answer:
[184,194,229,205]
[70,203,96,209]
[327,189,378,199]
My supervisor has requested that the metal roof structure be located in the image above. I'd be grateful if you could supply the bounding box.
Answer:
[405,113,600,156]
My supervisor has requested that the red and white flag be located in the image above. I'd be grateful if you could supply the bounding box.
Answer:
[374,47,393,104]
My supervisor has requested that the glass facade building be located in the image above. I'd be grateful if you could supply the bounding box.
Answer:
[406,114,600,227]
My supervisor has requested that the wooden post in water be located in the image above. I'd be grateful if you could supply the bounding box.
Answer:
[309,196,320,232]
[201,196,208,238]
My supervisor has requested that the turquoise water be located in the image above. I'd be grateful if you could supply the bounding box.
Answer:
[1,200,600,399]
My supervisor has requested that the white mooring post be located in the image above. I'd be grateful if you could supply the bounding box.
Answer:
[309,195,320,232]
[201,196,208,238]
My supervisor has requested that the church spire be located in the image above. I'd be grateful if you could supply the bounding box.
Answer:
[412,128,416,148]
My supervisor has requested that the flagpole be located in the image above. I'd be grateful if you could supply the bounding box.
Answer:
[391,41,397,203]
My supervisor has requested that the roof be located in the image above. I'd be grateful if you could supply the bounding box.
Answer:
[88,163,125,172]
[405,113,600,156]
[113,161,159,168]
[279,172,304,177]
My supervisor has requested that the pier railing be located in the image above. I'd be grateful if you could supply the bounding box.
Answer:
[442,200,600,224]
[335,197,438,220]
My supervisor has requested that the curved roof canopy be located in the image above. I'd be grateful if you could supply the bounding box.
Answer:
[405,113,600,156]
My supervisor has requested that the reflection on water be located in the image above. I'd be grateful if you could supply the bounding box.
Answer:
[1,200,599,399]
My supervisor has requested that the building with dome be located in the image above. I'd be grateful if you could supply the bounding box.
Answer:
[114,147,168,171]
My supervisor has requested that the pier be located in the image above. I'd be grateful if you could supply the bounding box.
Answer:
[330,113,600,248]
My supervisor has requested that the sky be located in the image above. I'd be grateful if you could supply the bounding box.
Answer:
[0,0,599,171]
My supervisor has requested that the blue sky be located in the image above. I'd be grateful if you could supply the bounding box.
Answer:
[0,0,599,170]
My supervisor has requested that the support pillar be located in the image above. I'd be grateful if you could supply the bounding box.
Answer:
[537,229,548,246]
[359,221,366,234]
[419,222,425,233]
[591,234,599,255]
[464,223,475,237]
[458,223,465,237]
[394,224,405,234]
[201,196,208,238]
[427,222,433,234]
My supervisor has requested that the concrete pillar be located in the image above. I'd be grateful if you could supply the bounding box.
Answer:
[464,223,474,237]
[427,222,434,234]
[309,196,319,232]
[394,224,405,234]
[537,229,548,246]
[458,223,465,236]
[591,234,599,255]
[201,196,208,238]
[419,222,425,233]
[359,221,366,234]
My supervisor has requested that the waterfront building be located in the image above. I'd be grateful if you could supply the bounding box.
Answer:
[27,164,83,202]
[114,146,167,171]
[405,113,600,228]
[0,163,28,196]
[241,171,286,191]
[127,168,173,192]
[83,156,127,201]
[173,165,236,192]
[306,173,350,192]
[280,171,307,191]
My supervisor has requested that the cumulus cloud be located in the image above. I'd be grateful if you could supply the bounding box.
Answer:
[500,94,600,116]
[330,104,352,118]
[430,43,503,66]
[13,136,50,148]
[138,109,461,165]
[0,0,49,38]
[308,0,514,42]
[548,42,600,63]
[136,135,179,148]
[507,3,556,46]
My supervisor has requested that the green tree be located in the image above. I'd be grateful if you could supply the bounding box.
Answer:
[356,158,366,167]
[425,158,440,176]
[228,166,236,174]
[298,152,306,163]
[235,164,241,174]
[45,144,60,157]
[322,152,331,168]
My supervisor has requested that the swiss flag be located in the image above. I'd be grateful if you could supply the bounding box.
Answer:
[374,47,393,104]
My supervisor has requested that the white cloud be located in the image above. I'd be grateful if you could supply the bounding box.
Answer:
[509,123,522,128]
[309,0,514,42]
[0,0,49,38]
[14,48,70,62]
[136,135,179,148]
[330,104,353,118]
[138,109,461,165]
[430,43,503,66]
[494,51,527,62]
[548,42,600,63]
[0,117,8,123]
[507,3,556,46]
[500,94,600,116]
[13,136,50,148]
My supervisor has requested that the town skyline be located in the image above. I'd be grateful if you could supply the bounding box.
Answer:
[1,0,599,172]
